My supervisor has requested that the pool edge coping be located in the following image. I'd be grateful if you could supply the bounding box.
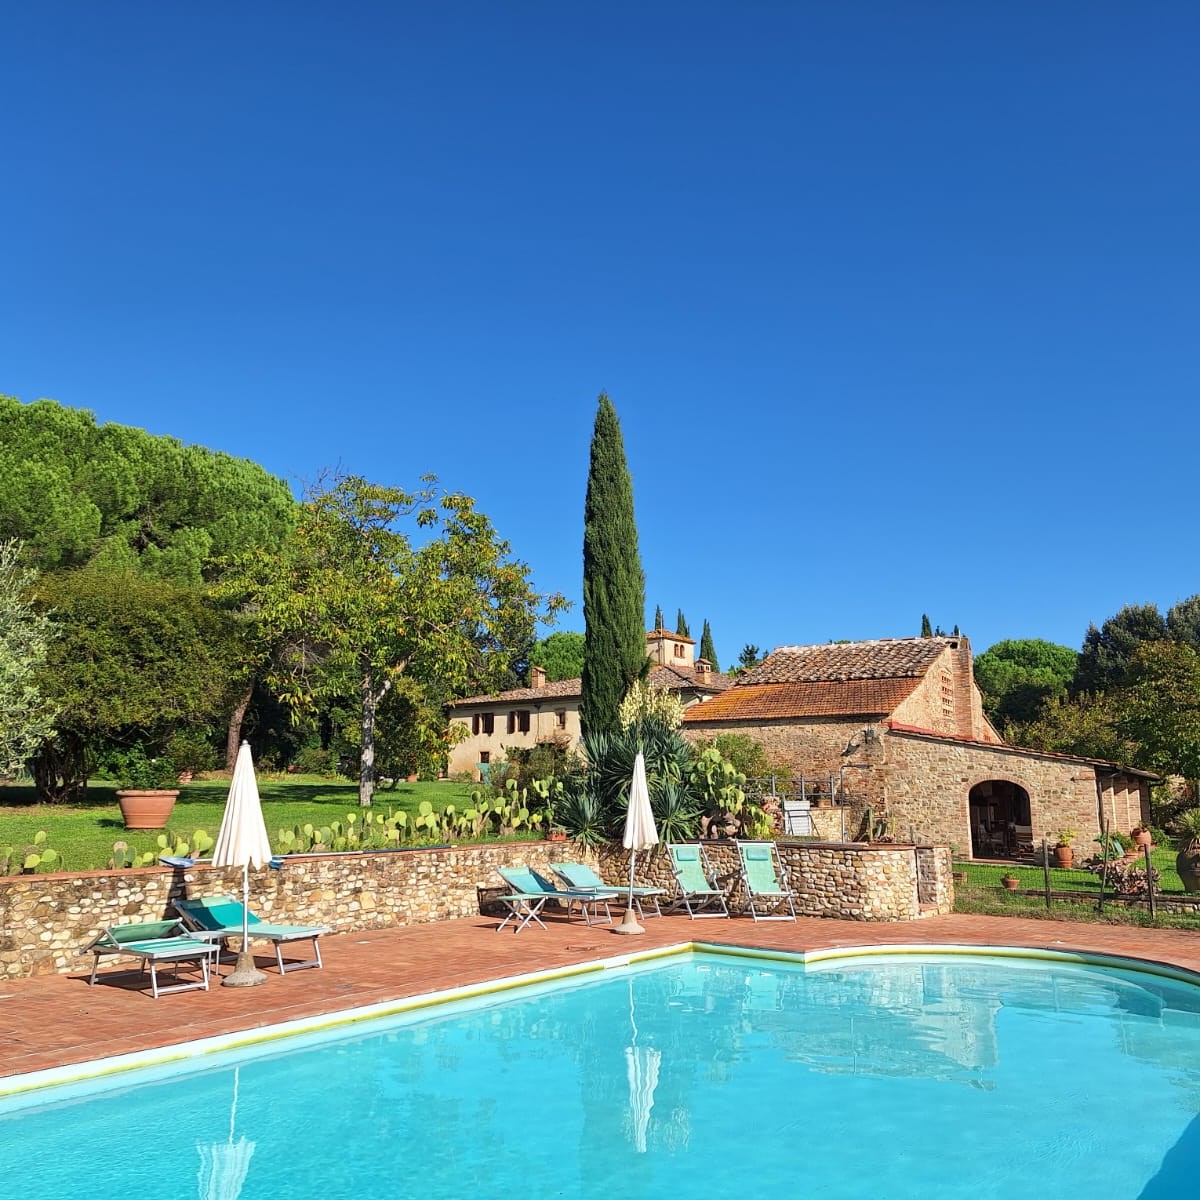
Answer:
[5,938,1200,1100]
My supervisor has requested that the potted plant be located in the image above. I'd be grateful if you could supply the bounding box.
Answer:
[112,747,181,830]
[1053,830,1076,869]
[1175,809,1200,894]
[1000,873,1020,891]
[1130,824,1153,850]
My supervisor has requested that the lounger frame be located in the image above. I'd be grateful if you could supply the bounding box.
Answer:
[174,896,329,973]
[85,920,218,998]
[736,840,798,921]
[666,844,730,918]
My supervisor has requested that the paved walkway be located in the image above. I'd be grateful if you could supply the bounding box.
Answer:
[5,911,1200,1082]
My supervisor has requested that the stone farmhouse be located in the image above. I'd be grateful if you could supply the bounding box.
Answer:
[682,635,1153,859]
[446,628,732,779]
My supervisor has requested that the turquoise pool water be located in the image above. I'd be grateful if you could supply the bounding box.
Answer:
[4,951,1200,1199]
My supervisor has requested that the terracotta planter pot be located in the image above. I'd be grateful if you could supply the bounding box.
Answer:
[1054,846,1074,869]
[1133,830,1153,849]
[1001,876,1020,891]
[116,789,179,830]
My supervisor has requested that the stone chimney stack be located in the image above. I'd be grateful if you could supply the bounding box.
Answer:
[530,664,547,689]
[695,658,711,682]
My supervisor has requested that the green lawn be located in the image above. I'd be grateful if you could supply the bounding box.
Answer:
[952,849,1200,929]
[0,776,479,872]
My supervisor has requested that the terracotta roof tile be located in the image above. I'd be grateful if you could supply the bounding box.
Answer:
[683,678,921,722]
[649,664,734,693]
[450,678,582,706]
[739,637,954,685]
[449,664,732,709]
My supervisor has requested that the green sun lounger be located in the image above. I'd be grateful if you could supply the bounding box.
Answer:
[736,840,797,921]
[174,896,330,973]
[85,919,219,998]
[551,861,665,918]
[494,866,618,932]
[666,844,730,918]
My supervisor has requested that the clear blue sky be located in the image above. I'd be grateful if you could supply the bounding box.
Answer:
[4,3,1197,669]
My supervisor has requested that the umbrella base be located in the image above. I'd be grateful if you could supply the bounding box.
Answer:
[612,908,645,936]
[222,950,269,987]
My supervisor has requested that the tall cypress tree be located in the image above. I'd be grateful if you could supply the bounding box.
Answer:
[676,609,690,638]
[699,619,719,672]
[920,614,933,638]
[581,394,646,737]
[653,604,664,631]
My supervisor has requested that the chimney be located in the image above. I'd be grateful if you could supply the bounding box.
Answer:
[695,658,711,682]
[530,664,547,689]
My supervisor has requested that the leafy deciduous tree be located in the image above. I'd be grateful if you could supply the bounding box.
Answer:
[226,474,563,806]
[0,541,58,778]
[32,565,240,801]
[581,395,646,738]
[1119,641,1200,782]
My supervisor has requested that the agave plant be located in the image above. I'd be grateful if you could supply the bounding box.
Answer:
[1175,808,1200,893]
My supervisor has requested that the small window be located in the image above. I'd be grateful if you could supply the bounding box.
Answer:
[518,710,531,733]
[555,709,567,730]
[479,751,490,764]
[506,711,517,735]
[473,712,494,735]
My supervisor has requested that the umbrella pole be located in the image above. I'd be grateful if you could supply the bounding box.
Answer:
[613,848,645,936]
[223,861,268,987]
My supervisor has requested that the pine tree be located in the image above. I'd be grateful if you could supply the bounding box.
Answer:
[581,394,646,738]
[699,619,719,672]
[676,609,690,638]
[653,604,664,631]
[920,614,932,638]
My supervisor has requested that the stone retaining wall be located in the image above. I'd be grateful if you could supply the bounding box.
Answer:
[0,838,954,978]
[601,839,951,922]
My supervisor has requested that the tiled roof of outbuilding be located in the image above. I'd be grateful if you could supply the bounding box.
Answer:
[450,678,582,706]
[649,664,733,693]
[737,637,954,685]
[449,663,732,709]
[682,678,922,723]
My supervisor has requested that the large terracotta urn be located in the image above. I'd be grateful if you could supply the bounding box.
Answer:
[116,789,179,830]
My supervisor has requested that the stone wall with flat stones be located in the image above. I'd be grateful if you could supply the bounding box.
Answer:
[0,836,955,978]
[601,839,952,922]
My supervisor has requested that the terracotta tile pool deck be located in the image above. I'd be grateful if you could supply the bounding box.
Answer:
[5,911,1200,1083]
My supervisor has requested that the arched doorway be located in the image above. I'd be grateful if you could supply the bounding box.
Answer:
[969,780,1031,858]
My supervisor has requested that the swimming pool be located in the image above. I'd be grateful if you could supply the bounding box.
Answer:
[4,948,1199,1199]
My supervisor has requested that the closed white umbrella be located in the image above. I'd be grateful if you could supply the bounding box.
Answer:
[614,751,658,936]
[211,742,272,987]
